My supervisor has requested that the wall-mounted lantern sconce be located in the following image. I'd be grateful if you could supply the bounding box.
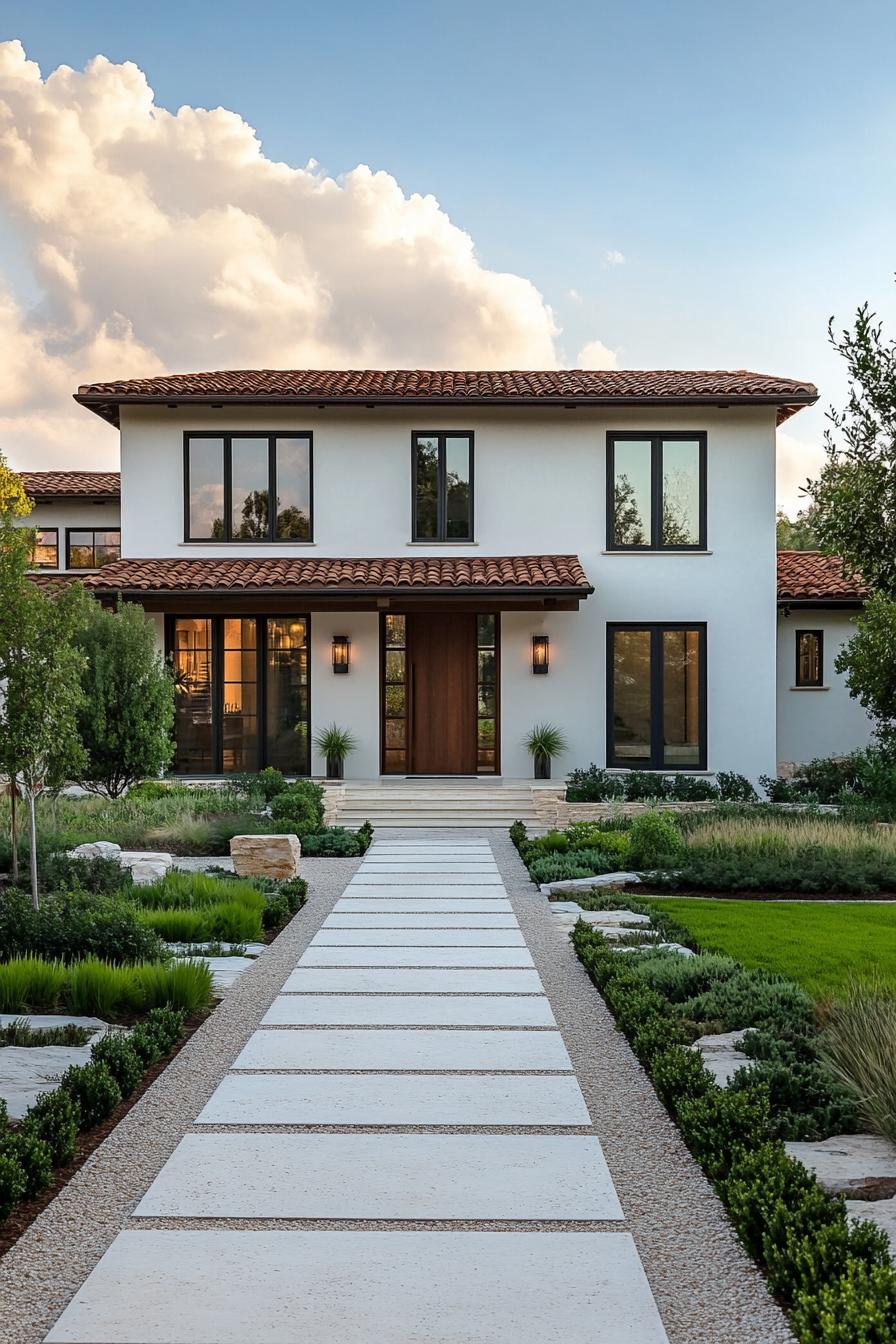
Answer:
[332,635,350,674]
[532,634,550,675]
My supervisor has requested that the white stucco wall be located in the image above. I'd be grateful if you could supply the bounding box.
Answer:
[118,403,779,780]
[19,500,121,570]
[776,608,875,765]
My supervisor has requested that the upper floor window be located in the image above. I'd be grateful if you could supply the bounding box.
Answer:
[607,432,706,550]
[413,432,473,541]
[795,629,823,687]
[67,529,120,570]
[30,528,58,569]
[185,433,313,542]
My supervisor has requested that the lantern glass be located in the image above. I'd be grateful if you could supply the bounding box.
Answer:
[332,635,350,673]
[532,635,549,674]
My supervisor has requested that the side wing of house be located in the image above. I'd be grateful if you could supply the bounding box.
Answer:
[19,472,121,574]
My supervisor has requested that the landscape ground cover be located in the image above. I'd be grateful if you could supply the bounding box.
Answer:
[643,898,896,996]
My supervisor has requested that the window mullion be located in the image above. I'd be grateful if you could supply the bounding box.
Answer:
[651,438,662,549]
[438,434,447,541]
[268,436,276,542]
[223,436,233,543]
[650,626,664,769]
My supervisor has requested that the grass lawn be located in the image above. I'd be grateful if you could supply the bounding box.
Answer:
[644,897,896,997]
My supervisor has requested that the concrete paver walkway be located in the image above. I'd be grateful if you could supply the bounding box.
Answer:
[44,838,674,1342]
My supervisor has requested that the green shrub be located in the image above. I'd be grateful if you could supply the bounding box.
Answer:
[676,1081,771,1180]
[269,780,325,835]
[729,1058,859,1141]
[509,820,528,848]
[277,877,308,914]
[91,1034,143,1098]
[0,1018,91,1047]
[565,765,626,802]
[716,772,759,802]
[143,1005,186,1051]
[629,950,741,1004]
[138,900,262,943]
[0,957,66,1012]
[666,775,720,801]
[133,870,265,912]
[126,780,193,802]
[262,894,291,932]
[300,828,364,857]
[631,1013,689,1066]
[0,1150,27,1219]
[61,1061,122,1130]
[129,1022,162,1068]
[624,771,673,801]
[651,1045,714,1110]
[0,889,165,965]
[678,968,814,1034]
[791,1256,896,1342]
[627,810,684,868]
[356,820,374,852]
[22,1089,80,1165]
[39,853,132,896]
[2,1128,53,1198]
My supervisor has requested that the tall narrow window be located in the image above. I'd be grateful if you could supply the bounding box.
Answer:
[607,433,706,550]
[412,432,473,541]
[795,630,823,687]
[185,433,312,541]
[608,624,706,769]
[222,618,258,772]
[382,614,408,774]
[67,529,121,569]
[476,614,498,773]
[172,618,214,773]
[266,617,310,772]
[30,529,58,569]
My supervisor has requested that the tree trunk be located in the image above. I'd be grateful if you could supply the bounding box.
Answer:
[10,782,18,883]
[27,791,39,910]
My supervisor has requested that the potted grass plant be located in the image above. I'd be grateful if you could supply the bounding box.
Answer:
[314,723,358,780]
[524,722,568,780]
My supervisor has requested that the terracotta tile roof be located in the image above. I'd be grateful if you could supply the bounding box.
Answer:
[22,471,120,500]
[74,368,817,427]
[777,551,869,603]
[80,555,593,597]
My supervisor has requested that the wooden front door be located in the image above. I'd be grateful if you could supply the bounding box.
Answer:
[407,612,478,774]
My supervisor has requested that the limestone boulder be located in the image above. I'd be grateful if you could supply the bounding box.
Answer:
[785,1134,896,1200]
[119,851,174,886]
[540,872,642,896]
[68,841,122,861]
[231,833,301,880]
[846,1196,896,1263]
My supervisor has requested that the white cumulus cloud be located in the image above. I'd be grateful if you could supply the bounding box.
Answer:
[0,40,579,469]
[576,338,618,370]
[604,250,625,267]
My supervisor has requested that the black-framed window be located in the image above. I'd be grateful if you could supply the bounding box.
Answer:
[184,432,313,542]
[168,615,310,774]
[607,623,707,770]
[795,630,823,687]
[66,529,121,569]
[412,431,473,541]
[607,432,706,550]
[30,528,58,569]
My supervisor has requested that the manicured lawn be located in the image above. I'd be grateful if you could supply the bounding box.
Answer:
[644,897,896,997]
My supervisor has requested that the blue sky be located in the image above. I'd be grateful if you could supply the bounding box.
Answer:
[2,0,895,502]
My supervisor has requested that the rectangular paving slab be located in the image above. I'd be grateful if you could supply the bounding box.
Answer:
[323,914,520,928]
[281,967,544,993]
[312,928,526,945]
[334,898,514,912]
[262,994,557,1027]
[341,885,508,898]
[349,874,503,885]
[44,1230,668,1343]
[134,1133,621,1220]
[232,1028,574,1072]
[297,946,535,968]
[195,1072,592,1125]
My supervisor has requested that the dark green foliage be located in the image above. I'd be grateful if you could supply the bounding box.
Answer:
[565,765,626,802]
[61,1061,122,1130]
[300,827,365,856]
[356,820,374,852]
[716,772,759,802]
[629,950,740,1004]
[91,1034,143,1098]
[142,1005,186,1051]
[627,811,684,868]
[527,851,618,885]
[0,1018,90,1047]
[74,595,175,798]
[678,969,815,1034]
[129,1021,163,1068]
[0,888,166,964]
[729,1059,860,1141]
[791,1256,896,1342]
[630,1012,688,1066]
[269,780,325,835]
[276,877,308,914]
[650,1045,713,1110]
[665,775,720,801]
[22,1089,80,1165]
[676,1082,772,1180]
[262,894,291,931]
[2,1128,53,1198]
[651,848,896,896]
[509,820,528,849]
[39,852,132,896]
[0,1150,26,1220]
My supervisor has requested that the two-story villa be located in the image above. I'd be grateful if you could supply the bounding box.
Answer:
[24,368,873,783]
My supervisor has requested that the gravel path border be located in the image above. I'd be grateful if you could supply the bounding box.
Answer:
[0,857,360,1344]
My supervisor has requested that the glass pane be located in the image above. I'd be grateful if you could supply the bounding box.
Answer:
[663,629,701,767]
[275,438,312,539]
[188,438,225,538]
[478,685,496,717]
[384,749,405,771]
[477,717,496,748]
[797,633,821,686]
[32,530,58,568]
[173,618,213,772]
[612,629,652,764]
[385,650,405,682]
[445,435,472,538]
[612,440,651,546]
[385,614,406,648]
[68,533,94,569]
[477,650,496,684]
[414,436,438,538]
[385,685,406,716]
[95,542,120,567]
[385,719,406,749]
[224,618,257,650]
[477,613,495,647]
[231,437,270,539]
[661,440,701,546]
[265,616,310,773]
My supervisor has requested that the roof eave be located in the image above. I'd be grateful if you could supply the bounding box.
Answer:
[84,582,595,600]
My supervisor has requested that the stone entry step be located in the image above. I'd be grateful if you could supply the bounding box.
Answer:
[331,781,540,828]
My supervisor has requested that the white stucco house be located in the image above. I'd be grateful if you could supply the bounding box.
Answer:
[21,367,872,783]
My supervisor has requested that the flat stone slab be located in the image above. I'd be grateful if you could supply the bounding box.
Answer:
[204,956,256,990]
[550,908,651,926]
[323,914,520,928]
[691,1032,753,1087]
[541,873,641,895]
[846,1195,896,1262]
[0,1015,112,1116]
[349,874,504,886]
[281,968,544,993]
[312,928,526,946]
[196,1072,591,1125]
[0,1013,106,1032]
[785,1134,896,1199]
[45,1229,668,1344]
[134,1133,620,1220]
[335,897,513,911]
[361,861,499,870]
[233,1028,573,1072]
[263,995,557,1027]
[298,946,535,968]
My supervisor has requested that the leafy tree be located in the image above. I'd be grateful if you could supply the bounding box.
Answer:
[776,507,820,550]
[613,474,647,544]
[0,454,33,518]
[834,594,896,744]
[0,455,35,881]
[0,578,86,906]
[73,595,175,798]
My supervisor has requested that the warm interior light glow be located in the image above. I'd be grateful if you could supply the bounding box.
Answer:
[532,634,549,674]
[332,634,350,673]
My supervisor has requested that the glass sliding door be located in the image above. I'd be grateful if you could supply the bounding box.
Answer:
[169,616,310,774]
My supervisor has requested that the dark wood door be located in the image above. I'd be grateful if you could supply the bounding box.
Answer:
[408,612,478,774]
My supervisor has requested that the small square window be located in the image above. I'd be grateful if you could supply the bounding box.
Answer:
[795,630,823,687]
[30,528,58,569]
